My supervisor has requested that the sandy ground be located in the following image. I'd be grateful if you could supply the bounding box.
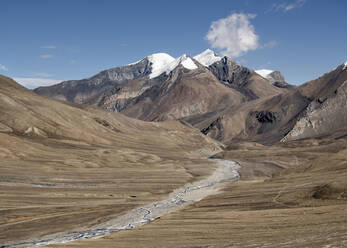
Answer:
[0,75,225,247]
[44,138,347,248]
[3,159,239,248]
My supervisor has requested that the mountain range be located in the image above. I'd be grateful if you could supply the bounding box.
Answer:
[1,53,347,247]
[35,50,288,117]
[34,50,347,144]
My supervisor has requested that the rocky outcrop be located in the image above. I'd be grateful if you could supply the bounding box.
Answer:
[201,117,224,140]
[267,71,285,84]
[209,57,285,100]
[255,69,293,89]
[209,57,250,86]
[282,80,347,141]
[34,58,153,104]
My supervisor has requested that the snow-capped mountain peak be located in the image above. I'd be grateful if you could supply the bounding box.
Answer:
[129,52,201,79]
[255,69,286,85]
[175,54,198,70]
[148,53,197,79]
[343,61,347,70]
[146,53,176,79]
[255,69,274,80]
[193,49,222,67]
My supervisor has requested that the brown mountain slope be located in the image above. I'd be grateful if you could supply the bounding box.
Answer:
[283,72,347,141]
[34,55,287,123]
[190,63,347,144]
[121,65,246,121]
[0,75,221,246]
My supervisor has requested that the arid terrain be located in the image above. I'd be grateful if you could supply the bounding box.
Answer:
[0,75,222,246]
[2,56,347,247]
[1,58,347,248]
[44,138,347,248]
[2,1,346,247]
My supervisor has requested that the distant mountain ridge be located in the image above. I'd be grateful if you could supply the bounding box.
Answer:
[34,52,347,144]
[35,49,287,122]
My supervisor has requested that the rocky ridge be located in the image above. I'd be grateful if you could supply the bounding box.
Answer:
[35,50,286,122]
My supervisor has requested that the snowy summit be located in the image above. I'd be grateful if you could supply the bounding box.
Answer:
[171,54,198,71]
[130,49,224,80]
[343,61,347,70]
[131,53,199,79]
[255,69,274,80]
[148,53,198,79]
[193,49,222,67]
[146,53,176,79]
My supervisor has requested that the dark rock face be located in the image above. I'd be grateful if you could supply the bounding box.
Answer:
[255,111,277,123]
[268,71,285,84]
[201,117,224,140]
[207,57,286,101]
[208,57,250,87]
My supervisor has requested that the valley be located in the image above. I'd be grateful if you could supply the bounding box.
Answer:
[43,139,347,248]
[4,159,239,248]
[2,1,347,247]
[1,52,347,248]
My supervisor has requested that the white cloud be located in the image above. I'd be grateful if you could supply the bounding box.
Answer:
[205,13,259,58]
[13,77,63,88]
[0,64,8,71]
[40,54,54,59]
[270,0,307,12]
[40,45,56,49]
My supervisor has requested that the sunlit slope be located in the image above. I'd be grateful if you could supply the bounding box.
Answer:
[0,75,221,245]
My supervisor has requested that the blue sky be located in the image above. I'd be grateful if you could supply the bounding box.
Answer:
[1,0,346,88]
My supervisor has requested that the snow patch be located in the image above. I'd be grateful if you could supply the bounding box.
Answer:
[255,69,274,79]
[193,49,222,66]
[176,54,198,70]
[129,53,199,79]
[148,54,197,79]
[147,53,176,79]
[343,61,347,70]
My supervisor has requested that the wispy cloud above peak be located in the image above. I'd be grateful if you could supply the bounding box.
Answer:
[269,0,307,12]
[40,45,56,49]
[0,64,8,71]
[205,13,277,58]
[40,54,55,59]
[205,13,259,58]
